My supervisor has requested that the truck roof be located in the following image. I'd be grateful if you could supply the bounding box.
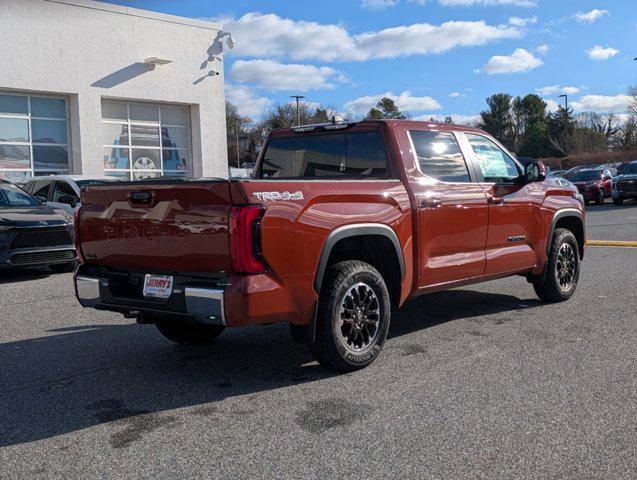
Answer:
[269,119,484,137]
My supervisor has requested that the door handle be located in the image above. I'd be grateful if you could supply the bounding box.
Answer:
[487,194,505,205]
[421,197,442,209]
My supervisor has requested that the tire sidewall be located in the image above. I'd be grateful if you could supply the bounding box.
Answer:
[551,232,580,299]
[327,269,391,368]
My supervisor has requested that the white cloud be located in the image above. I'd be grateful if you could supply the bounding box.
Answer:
[231,60,343,91]
[439,0,537,6]
[479,48,543,74]
[586,45,619,60]
[508,15,537,27]
[218,13,524,62]
[344,91,442,116]
[361,0,397,10]
[414,113,480,125]
[575,9,609,24]
[449,92,466,98]
[542,98,560,113]
[571,94,632,113]
[535,85,580,96]
[225,84,272,118]
[536,44,550,55]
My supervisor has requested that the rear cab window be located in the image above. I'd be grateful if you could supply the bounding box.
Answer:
[408,130,471,183]
[257,130,389,179]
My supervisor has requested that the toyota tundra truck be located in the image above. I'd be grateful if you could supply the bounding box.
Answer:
[74,120,585,372]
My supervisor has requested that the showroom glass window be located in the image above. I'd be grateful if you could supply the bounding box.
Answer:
[102,100,191,180]
[0,93,70,183]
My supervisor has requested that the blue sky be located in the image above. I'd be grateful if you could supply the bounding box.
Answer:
[110,0,636,123]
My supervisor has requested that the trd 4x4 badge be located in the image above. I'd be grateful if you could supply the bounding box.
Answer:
[253,191,304,201]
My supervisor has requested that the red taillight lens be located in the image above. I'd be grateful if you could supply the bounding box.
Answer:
[229,205,266,275]
[73,206,86,264]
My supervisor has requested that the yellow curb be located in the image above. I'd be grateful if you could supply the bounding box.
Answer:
[587,240,637,248]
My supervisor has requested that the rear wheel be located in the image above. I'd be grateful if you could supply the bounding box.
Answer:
[155,319,225,345]
[50,262,76,273]
[533,228,580,303]
[613,197,624,206]
[595,189,604,205]
[312,260,391,372]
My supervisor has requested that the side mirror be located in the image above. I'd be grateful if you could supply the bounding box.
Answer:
[58,194,77,208]
[524,161,547,184]
[34,196,47,204]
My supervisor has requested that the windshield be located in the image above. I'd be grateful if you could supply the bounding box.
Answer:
[571,171,600,182]
[624,163,637,175]
[75,179,121,187]
[0,182,40,207]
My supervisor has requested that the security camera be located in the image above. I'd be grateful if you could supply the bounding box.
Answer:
[226,34,236,50]
[208,69,220,77]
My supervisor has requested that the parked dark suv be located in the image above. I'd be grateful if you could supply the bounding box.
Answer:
[0,180,76,271]
[612,161,637,205]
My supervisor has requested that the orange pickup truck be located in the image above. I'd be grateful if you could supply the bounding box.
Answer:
[74,120,585,371]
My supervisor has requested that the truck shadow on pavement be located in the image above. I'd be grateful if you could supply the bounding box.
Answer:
[0,289,541,448]
[0,267,52,285]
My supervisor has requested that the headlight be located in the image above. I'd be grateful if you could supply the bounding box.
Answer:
[0,230,13,249]
[573,192,585,205]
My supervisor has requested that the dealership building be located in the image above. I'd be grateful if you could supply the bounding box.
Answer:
[0,0,228,183]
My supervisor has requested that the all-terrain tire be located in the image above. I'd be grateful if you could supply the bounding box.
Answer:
[533,228,580,303]
[155,319,225,345]
[595,189,604,205]
[312,260,391,372]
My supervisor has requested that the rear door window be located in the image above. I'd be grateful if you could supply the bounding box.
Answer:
[31,180,52,201]
[52,180,78,203]
[259,131,388,179]
[409,130,471,182]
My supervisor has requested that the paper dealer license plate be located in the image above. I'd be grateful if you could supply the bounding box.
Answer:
[143,274,174,299]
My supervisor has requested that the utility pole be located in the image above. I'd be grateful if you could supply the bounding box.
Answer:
[290,95,305,126]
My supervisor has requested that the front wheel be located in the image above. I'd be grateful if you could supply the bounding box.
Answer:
[155,319,225,345]
[613,197,624,206]
[312,260,391,372]
[595,189,604,205]
[533,228,580,303]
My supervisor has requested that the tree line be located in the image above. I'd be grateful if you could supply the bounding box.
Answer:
[226,86,637,166]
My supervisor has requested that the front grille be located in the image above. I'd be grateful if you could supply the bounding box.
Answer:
[10,228,72,249]
[617,181,637,193]
[9,250,76,266]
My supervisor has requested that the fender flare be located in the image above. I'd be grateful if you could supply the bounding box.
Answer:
[313,223,406,293]
[547,208,585,257]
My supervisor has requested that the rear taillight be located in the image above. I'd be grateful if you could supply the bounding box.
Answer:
[229,205,266,275]
[73,206,86,264]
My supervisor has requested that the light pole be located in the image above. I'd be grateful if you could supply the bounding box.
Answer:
[290,95,305,126]
[558,94,570,156]
[558,93,568,111]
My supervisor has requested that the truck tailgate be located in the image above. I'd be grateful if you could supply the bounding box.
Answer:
[78,181,233,274]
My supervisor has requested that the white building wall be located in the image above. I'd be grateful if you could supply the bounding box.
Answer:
[0,0,228,178]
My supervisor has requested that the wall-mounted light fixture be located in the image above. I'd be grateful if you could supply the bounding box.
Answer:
[219,31,236,50]
[143,57,173,71]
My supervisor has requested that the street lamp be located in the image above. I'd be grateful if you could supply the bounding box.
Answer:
[558,94,568,111]
[290,95,305,126]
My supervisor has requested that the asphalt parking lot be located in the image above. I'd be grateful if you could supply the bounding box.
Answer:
[1,201,635,480]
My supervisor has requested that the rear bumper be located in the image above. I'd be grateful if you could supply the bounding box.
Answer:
[73,265,312,327]
[75,274,225,326]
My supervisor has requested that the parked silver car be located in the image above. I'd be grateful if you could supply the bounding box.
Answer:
[22,175,122,216]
